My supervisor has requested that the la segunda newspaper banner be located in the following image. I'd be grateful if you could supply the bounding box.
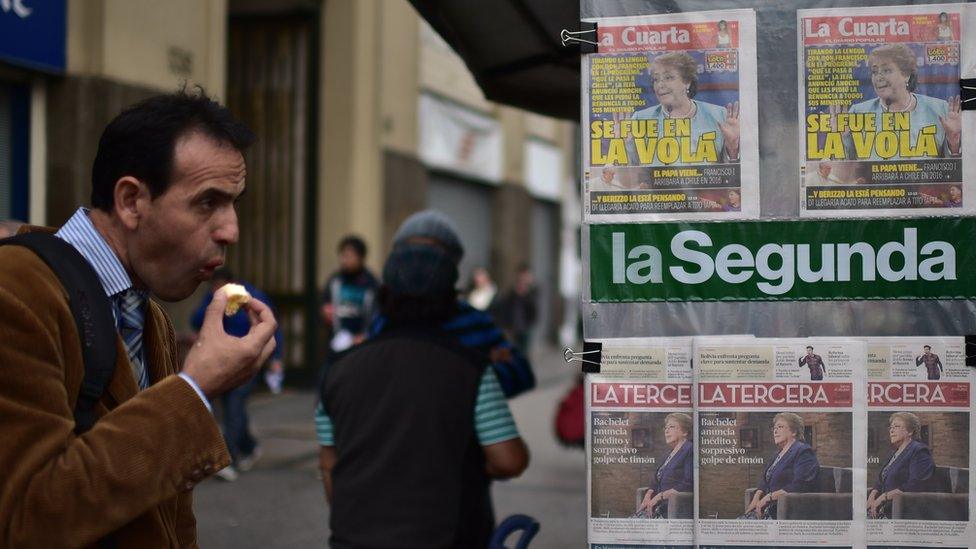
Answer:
[863,337,974,547]
[582,9,759,221]
[693,337,867,547]
[587,218,976,303]
[586,338,694,548]
[798,4,975,218]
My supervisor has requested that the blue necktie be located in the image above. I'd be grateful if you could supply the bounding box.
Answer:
[119,290,148,389]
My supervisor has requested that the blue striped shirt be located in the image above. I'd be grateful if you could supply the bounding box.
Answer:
[54,208,211,408]
[315,367,519,446]
[55,208,147,339]
[55,208,133,301]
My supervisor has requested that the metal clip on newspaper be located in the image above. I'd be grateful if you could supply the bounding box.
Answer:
[560,22,598,53]
[563,341,603,373]
[960,79,976,110]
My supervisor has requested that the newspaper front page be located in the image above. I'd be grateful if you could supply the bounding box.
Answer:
[798,3,974,218]
[693,337,867,547]
[862,336,975,548]
[586,338,694,548]
[582,10,759,222]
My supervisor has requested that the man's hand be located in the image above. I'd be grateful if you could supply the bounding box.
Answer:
[182,290,278,399]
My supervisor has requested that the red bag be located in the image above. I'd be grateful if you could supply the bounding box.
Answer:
[554,375,585,447]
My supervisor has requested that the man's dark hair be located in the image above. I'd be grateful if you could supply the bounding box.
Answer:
[924,345,931,350]
[90,88,255,211]
[338,235,367,258]
[806,346,814,350]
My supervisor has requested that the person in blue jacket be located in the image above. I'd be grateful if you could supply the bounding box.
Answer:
[191,268,283,480]
[636,412,694,518]
[744,412,820,519]
[867,411,935,519]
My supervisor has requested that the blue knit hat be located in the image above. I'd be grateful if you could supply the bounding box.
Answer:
[392,210,464,264]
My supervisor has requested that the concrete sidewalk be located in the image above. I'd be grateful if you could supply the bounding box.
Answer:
[194,346,587,548]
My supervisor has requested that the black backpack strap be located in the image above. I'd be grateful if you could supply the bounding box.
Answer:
[1,233,118,434]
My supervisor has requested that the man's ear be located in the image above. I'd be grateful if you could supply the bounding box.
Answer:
[113,176,149,230]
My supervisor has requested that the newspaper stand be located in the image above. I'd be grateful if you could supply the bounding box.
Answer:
[571,1,976,547]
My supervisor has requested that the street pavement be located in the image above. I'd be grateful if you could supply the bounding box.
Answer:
[194,346,587,548]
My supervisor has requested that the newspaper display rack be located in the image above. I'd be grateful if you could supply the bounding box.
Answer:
[577,2,976,548]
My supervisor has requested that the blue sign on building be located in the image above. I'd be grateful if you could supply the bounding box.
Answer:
[0,0,67,72]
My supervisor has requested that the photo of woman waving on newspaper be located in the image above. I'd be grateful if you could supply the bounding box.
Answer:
[630,52,741,165]
[830,44,961,161]
[583,9,758,220]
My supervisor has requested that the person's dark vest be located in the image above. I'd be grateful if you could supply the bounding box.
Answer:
[321,328,493,549]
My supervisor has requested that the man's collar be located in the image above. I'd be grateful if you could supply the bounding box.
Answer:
[54,208,134,297]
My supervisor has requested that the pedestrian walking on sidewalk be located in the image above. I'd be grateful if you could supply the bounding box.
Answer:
[320,235,378,355]
[191,268,283,480]
[494,264,539,355]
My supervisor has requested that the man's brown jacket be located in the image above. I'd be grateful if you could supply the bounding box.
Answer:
[0,233,230,548]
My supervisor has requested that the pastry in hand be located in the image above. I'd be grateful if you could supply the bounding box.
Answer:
[222,283,251,316]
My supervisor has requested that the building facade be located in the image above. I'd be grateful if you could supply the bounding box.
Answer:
[0,0,581,380]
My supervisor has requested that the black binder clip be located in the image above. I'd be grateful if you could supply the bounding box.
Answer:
[563,341,603,373]
[965,335,976,367]
[960,79,976,111]
[560,21,598,54]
